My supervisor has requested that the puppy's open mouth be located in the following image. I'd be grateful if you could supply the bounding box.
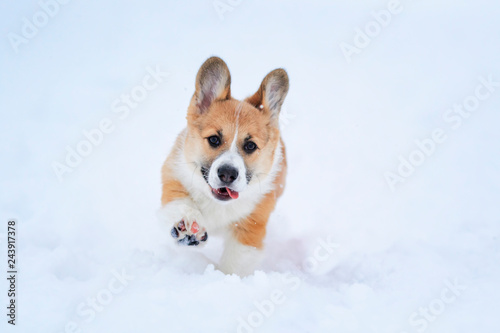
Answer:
[211,187,239,201]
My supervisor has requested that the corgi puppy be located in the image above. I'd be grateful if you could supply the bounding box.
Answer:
[159,57,289,276]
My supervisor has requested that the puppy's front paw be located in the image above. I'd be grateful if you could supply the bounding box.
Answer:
[170,220,208,246]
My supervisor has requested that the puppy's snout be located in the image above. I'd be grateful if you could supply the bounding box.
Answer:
[218,165,239,184]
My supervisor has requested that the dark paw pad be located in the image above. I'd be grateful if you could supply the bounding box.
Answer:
[178,235,200,246]
[177,220,186,232]
[171,227,179,238]
[170,220,208,246]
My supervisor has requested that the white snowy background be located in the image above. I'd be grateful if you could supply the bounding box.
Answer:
[1,0,499,332]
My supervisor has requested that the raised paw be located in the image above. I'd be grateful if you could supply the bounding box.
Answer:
[170,220,208,246]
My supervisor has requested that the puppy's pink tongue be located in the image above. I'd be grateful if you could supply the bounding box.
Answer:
[226,187,239,199]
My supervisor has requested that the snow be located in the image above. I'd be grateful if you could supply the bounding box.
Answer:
[1,0,500,332]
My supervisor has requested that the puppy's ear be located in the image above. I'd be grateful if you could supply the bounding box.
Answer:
[190,57,231,115]
[246,69,289,123]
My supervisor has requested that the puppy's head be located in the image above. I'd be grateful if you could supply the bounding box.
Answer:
[184,57,289,203]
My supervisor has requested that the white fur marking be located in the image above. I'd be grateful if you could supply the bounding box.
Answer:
[230,102,243,152]
[208,102,247,193]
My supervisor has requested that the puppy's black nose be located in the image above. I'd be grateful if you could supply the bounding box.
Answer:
[218,165,238,184]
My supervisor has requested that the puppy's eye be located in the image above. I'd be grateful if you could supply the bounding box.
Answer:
[208,136,221,148]
[244,141,257,153]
